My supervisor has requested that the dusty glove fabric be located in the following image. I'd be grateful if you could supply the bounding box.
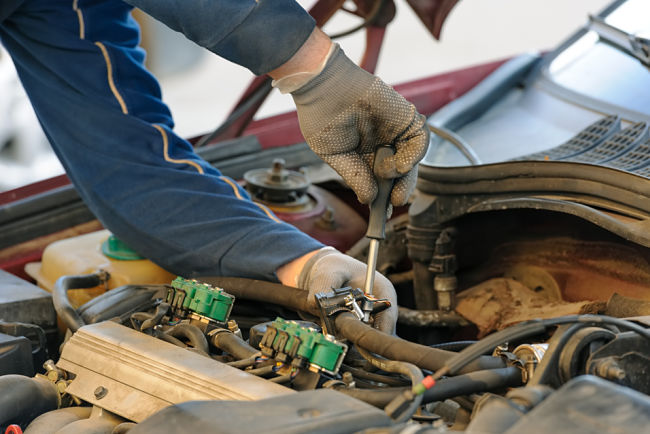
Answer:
[298,247,398,334]
[291,45,429,206]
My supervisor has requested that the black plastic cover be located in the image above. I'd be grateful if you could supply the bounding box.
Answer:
[77,284,168,325]
[130,389,392,434]
[0,270,55,329]
[0,333,34,376]
[504,376,650,434]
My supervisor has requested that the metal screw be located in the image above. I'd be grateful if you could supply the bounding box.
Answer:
[228,320,243,339]
[342,371,355,388]
[594,358,626,381]
[94,386,108,400]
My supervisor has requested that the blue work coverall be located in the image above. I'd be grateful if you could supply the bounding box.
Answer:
[0,0,324,280]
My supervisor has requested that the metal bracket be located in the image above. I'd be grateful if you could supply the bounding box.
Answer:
[314,286,390,336]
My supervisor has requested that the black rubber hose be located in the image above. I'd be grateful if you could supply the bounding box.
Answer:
[209,330,259,360]
[140,303,169,331]
[398,307,469,328]
[198,277,318,315]
[0,375,60,427]
[335,367,523,408]
[130,312,154,330]
[357,347,424,423]
[53,272,108,333]
[335,313,505,374]
[164,324,210,355]
[154,330,187,348]
[422,367,522,404]
[438,314,650,379]
[200,277,505,372]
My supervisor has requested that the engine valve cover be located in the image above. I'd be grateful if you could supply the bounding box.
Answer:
[57,322,293,422]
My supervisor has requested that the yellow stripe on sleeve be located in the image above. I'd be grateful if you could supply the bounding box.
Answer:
[95,42,128,115]
[153,124,204,174]
[219,176,281,223]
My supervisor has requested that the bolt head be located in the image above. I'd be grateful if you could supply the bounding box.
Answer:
[94,386,108,400]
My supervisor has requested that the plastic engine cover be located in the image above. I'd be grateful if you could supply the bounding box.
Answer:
[129,389,392,434]
[505,376,650,434]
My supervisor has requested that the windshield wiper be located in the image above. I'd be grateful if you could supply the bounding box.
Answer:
[588,14,650,68]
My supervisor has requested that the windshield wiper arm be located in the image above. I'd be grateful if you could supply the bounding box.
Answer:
[588,14,650,68]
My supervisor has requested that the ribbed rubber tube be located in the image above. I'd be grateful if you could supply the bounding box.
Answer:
[335,312,505,374]
[199,277,505,372]
[199,277,317,315]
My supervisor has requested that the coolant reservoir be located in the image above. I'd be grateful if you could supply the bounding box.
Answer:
[25,230,174,307]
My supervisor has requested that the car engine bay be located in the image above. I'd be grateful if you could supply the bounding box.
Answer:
[1,1,650,433]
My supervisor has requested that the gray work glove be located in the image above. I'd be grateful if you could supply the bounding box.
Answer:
[298,247,398,334]
[291,44,429,206]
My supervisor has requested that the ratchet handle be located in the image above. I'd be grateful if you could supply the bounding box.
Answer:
[366,146,395,240]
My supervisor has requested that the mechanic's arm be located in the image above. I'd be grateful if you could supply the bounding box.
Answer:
[1,0,324,284]
[127,0,429,207]
[271,27,434,334]
[126,1,429,333]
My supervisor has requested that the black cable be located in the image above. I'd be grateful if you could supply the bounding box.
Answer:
[334,367,523,408]
[335,312,505,374]
[341,364,410,387]
[246,365,274,377]
[430,340,478,352]
[227,355,261,369]
[200,276,507,372]
[357,346,424,423]
[440,315,650,378]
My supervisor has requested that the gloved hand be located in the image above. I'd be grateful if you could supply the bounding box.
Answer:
[297,247,398,334]
[288,44,429,207]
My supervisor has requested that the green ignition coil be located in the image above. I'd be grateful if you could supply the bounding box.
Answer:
[168,276,234,323]
[260,317,347,375]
